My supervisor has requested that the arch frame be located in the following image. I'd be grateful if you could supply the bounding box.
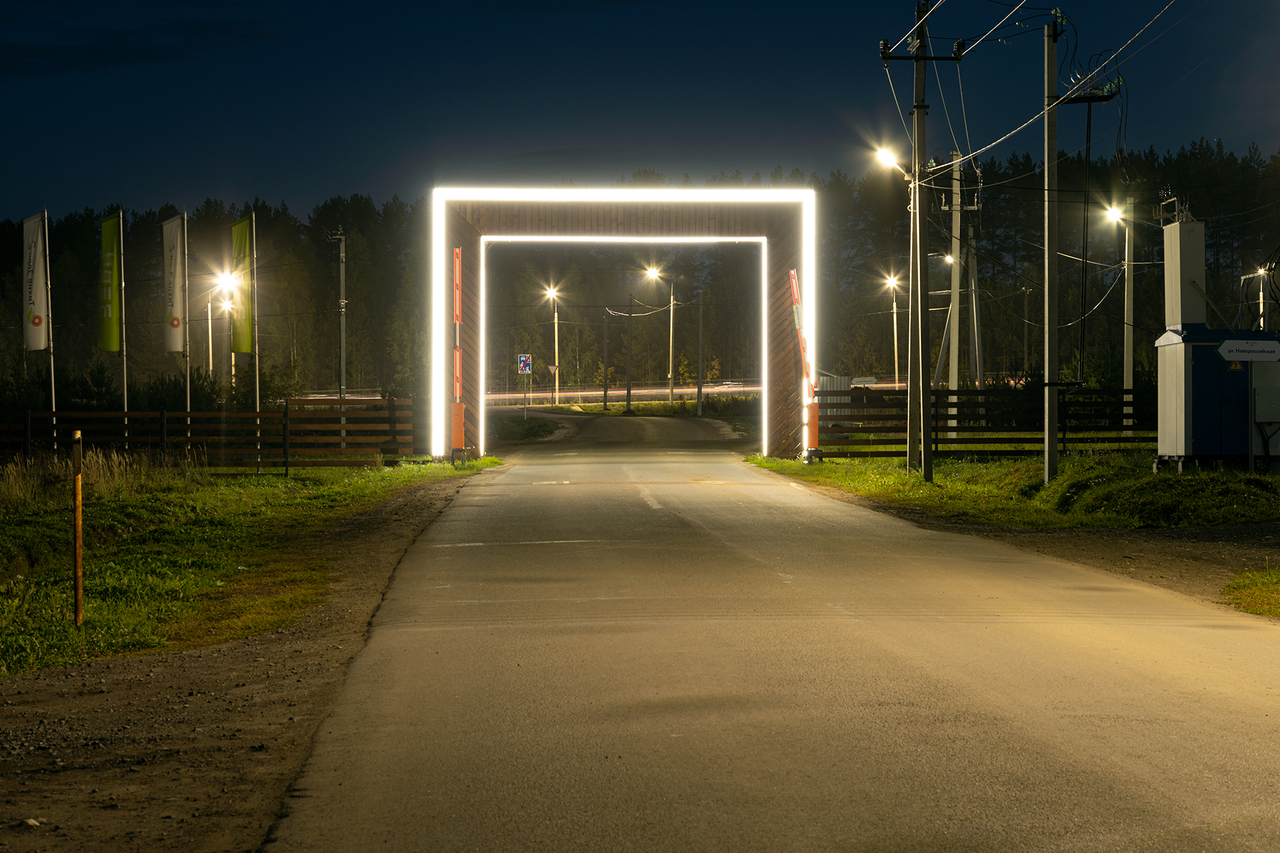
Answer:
[430,187,816,458]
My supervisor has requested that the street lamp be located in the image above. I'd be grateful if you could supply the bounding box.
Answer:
[648,267,675,403]
[1106,199,1134,395]
[886,275,901,387]
[220,296,235,388]
[546,285,559,405]
[209,273,234,379]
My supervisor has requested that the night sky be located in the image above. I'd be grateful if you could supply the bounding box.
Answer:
[4,0,1277,222]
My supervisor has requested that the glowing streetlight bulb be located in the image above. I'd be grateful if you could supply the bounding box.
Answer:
[876,149,897,169]
[886,275,898,288]
[220,300,232,313]
[944,254,954,265]
[647,267,659,280]
[1106,206,1122,223]
[217,272,233,291]
[546,285,557,299]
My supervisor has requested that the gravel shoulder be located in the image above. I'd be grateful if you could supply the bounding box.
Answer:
[3,453,1275,851]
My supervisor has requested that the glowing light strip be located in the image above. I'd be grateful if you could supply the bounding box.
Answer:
[430,188,816,458]
[475,234,769,459]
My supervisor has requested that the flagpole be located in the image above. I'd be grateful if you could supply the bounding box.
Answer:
[252,212,260,470]
[44,210,56,449]
[119,209,128,449]
[183,212,190,416]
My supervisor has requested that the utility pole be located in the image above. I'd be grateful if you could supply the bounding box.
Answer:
[626,293,633,413]
[949,150,962,438]
[1123,196,1134,429]
[1044,18,1060,482]
[910,2,932,480]
[696,289,704,416]
[968,224,984,392]
[881,3,966,482]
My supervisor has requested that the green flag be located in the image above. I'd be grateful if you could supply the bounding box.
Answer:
[98,213,122,352]
[230,215,253,353]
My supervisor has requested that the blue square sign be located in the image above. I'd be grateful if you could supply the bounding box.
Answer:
[517,354,532,374]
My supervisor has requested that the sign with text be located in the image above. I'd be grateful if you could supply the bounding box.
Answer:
[1218,340,1280,362]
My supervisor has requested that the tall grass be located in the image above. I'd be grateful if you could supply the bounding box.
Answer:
[0,450,209,513]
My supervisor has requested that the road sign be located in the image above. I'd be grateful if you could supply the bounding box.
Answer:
[547,364,558,376]
[1218,340,1280,362]
[518,353,532,374]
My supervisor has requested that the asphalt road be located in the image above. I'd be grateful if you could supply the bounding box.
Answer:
[266,415,1280,852]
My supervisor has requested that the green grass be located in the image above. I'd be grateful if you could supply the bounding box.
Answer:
[755,451,1280,620]
[752,452,1280,529]
[0,454,494,676]
[1222,564,1280,619]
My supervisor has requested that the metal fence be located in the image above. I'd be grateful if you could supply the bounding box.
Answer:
[1,397,420,472]
[815,386,1157,458]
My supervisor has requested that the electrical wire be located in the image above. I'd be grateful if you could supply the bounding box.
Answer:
[933,0,1180,174]
[889,0,950,54]
[965,0,1028,53]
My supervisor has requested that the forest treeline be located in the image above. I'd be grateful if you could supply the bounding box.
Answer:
[3,138,1279,412]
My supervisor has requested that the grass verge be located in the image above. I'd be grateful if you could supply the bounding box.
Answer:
[0,455,498,676]
[1221,565,1280,620]
[753,452,1280,618]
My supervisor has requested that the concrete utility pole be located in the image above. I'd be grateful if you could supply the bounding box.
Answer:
[1044,19,1060,482]
[880,2,967,482]
[626,293,633,413]
[1123,196,1135,427]
[911,2,932,481]
[326,229,347,400]
[968,224,985,392]
[949,150,962,438]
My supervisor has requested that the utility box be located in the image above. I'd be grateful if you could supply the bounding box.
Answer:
[1155,218,1280,468]
[1156,327,1251,458]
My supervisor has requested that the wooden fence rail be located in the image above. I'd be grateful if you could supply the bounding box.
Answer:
[815,387,1157,459]
[1,397,419,471]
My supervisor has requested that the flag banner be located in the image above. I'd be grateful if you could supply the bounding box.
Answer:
[22,212,49,351]
[98,214,122,352]
[230,216,253,353]
[162,214,186,352]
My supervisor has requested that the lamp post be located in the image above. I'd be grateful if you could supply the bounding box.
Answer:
[1108,199,1135,429]
[886,275,901,387]
[648,267,675,403]
[546,285,559,405]
[325,229,347,401]
[212,273,234,383]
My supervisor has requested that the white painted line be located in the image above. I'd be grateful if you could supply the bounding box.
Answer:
[430,539,633,549]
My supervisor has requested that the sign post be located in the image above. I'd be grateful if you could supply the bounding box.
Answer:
[518,354,532,419]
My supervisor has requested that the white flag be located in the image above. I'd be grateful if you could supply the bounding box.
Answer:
[162,214,187,352]
[22,212,49,351]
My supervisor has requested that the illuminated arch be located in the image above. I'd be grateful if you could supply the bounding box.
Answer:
[430,188,816,458]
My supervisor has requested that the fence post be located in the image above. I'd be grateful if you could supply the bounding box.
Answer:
[160,409,168,461]
[388,397,398,459]
[283,402,290,477]
[73,430,83,628]
[24,410,31,458]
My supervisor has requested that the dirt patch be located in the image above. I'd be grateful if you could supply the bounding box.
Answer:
[0,476,468,853]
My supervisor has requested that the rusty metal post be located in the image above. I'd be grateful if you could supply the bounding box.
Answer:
[73,430,83,627]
